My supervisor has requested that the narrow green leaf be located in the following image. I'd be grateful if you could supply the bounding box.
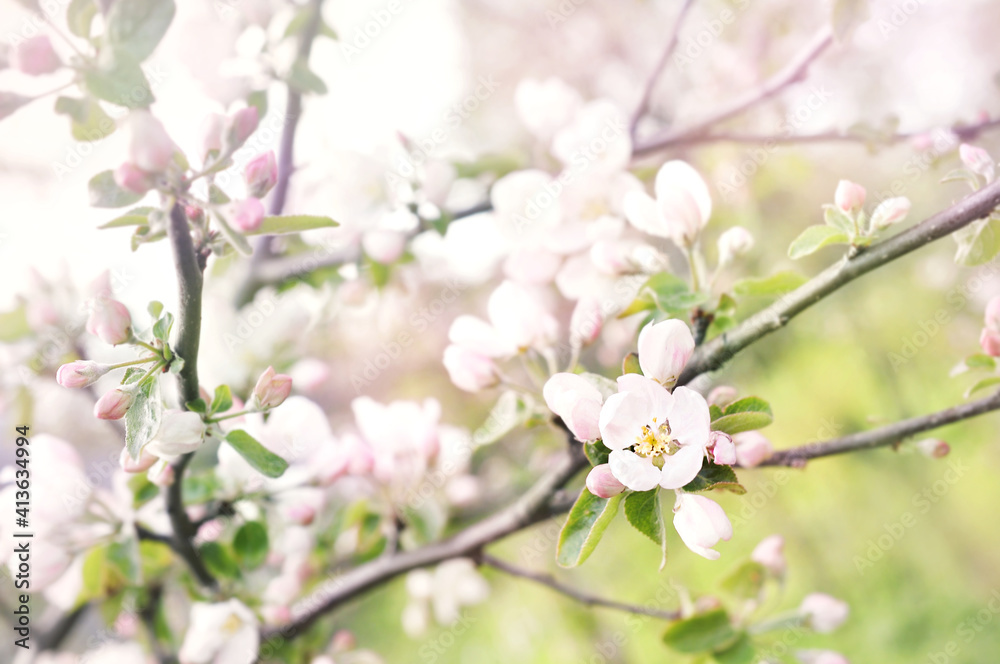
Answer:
[84,51,154,109]
[244,215,340,236]
[125,378,160,461]
[712,633,757,664]
[106,0,177,62]
[225,430,288,478]
[89,170,144,209]
[711,397,774,436]
[210,384,233,415]
[147,301,163,319]
[624,490,667,568]
[954,217,1000,266]
[556,489,622,568]
[54,95,115,141]
[185,398,207,414]
[67,0,99,38]
[151,311,173,342]
[788,225,850,260]
[663,609,738,653]
[965,376,1000,399]
[822,204,857,235]
[682,462,746,495]
[732,271,807,297]
[100,206,155,228]
[232,521,269,570]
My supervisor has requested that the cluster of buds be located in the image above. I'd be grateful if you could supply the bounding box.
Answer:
[832,180,911,239]
[10,35,61,76]
[113,111,182,195]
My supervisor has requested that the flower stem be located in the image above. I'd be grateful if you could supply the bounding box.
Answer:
[110,357,157,370]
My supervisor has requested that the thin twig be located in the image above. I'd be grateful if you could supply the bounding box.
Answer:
[34,604,87,653]
[481,554,681,620]
[629,0,697,138]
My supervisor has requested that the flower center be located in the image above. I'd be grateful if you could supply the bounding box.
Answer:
[634,417,676,458]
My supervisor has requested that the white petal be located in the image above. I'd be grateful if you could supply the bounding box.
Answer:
[608,449,661,492]
[623,190,669,238]
[616,373,673,417]
[637,319,695,385]
[448,315,514,357]
[598,391,649,450]
[667,386,711,449]
[543,373,604,441]
[659,445,705,489]
[654,160,712,227]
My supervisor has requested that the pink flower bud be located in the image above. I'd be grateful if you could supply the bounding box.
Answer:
[586,464,625,498]
[253,366,293,409]
[11,36,60,76]
[362,229,406,264]
[673,493,733,560]
[709,431,736,466]
[834,180,866,213]
[443,344,498,392]
[915,438,950,459]
[86,298,132,345]
[869,197,911,230]
[199,112,226,160]
[127,111,178,174]
[113,162,154,194]
[960,143,995,181]
[331,629,356,652]
[750,534,786,576]
[225,106,259,148]
[733,431,773,468]
[245,150,278,198]
[56,360,111,388]
[228,198,265,232]
[717,226,754,265]
[570,297,603,347]
[980,328,1000,357]
[148,461,175,487]
[799,593,849,633]
[120,447,158,473]
[261,605,292,626]
[707,385,738,408]
[94,387,135,420]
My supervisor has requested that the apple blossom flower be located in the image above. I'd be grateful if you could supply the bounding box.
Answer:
[751,534,786,576]
[624,160,713,247]
[799,592,849,633]
[980,295,1000,356]
[834,180,866,213]
[113,162,154,194]
[586,464,625,498]
[94,386,136,420]
[980,328,1000,356]
[252,366,293,409]
[514,77,583,142]
[288,358,330,392]
[707,385,738,408]
[443,344,499,392]
[960,143,995,182]
[128,111,179,174]
[244,150,278,198]
[570,296,604,347]
[708,431,736,466]
[178,599,259,664]
[227,198,265,232]
[637,319,695,386]
[915,438,950,459]
[733,431,773,467]
[717,226,754,265]
[796,650,850,664]
[225,107,259,149]
[543,373,604,441]
[144,410,205,460]
[869,196,911,230]
[352,396,441,483]
[86,298,132,345]
[362,228,407,263]
[11,35,60,75]
[551,99,632,175]
[199,112,226,160]
[56,360,111,388]
[120,447,159,473]
[673,493,733,560]
[403,559,489,636]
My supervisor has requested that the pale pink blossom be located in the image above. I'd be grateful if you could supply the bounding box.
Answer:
[128,111,178,173]
[253,366,293,409]
[980,328,1000,356]
[709,431,736,466]
[11,35,60,75]
[673,493,733,560]
[86,298,132,345]
[551,99,631,174]
[120,447,159,473]
[448,315,516,358]
[443,345,498,392]
[869,197,911,230]
[707,385,738,408]
[514,77,583,142]
[288,358,330,392]
[94,386,136,420]
[637,319,695,386]
[960,143,995,182]
[225,107,259,148]
[543,373,604,441]
[717,226,754,265]
[915,438,950,459]
[149,461,175,486]
[178,599,259,664]
[586,464,625,498]
[362,228,407,263]
[490,169,563,244]
[570,296,604,347]
[114,162,154,194]
[751,534,786,576]
[733,431,773,467]
[244,150,278,198]
[834,180,866,213]
[980,296,1000,356]
[352,396,441,483]
[800,593,849,633]
[624,161,712,247]
[228,198,265,232]
[145,410,205,460]
[56,360,111,388]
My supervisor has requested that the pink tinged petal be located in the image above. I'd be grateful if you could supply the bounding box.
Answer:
[985,295,1000,332]
[673,493,732,560]
[542,373,603,441]
[502,248,562,285]
[834,180,866,213]
[586,463,626,498]
[709,431,736,466]
[960,143,995,181]
[599,390,651,451]
[799,593,849,633]
[615,374,674,419]
[442,345,498,392]
[733,431,774,467]
[981,328,1000,357]
[659,444,705,489]
[448,315,514,358]
[637,319,695,385]
[666,386,711,449]
[623,190,668,238]
[750,534,786,576]
[655,161,712,225]
[608,449,661,492]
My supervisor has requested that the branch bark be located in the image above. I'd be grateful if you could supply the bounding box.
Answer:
[678,177,1000,385]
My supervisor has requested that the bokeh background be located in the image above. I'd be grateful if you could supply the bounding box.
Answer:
[2,0,1000,661]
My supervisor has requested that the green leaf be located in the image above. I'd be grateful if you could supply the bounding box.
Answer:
[210,384,234,415]
[244,215,340,236]
[89,170,144,209]
[212,211,253,257]
[583,440,611,467]
[139,540,173,581]
[556,489,622,568]
[832,0,870,42]
[286,58,328,95]
[965,376,1000,399]
[106,0,177,62]
[225,430,288,478]
[152,311,173,342]
[941,168,980,191]
[788,225,850,260]
[185,398,207,414]
[622,352,642,375]
[712,633,757,664]
[99,206,156,228]
[247,89,268,118]
[84,51,154,109]
[620,272,702,317]
[125,378,160,461]
[472,390,528,445]
[624,490,667,568]
[199,541,240,580]
[682,462,746,495]
[232,521,269,570]
[127,473,159,509]
[54,95,115,141]
[663,609,738,654]
[0,92,32,121]
[67,0,99,38]
[733,271,807,297]
[147,301,164,319]
[954,217,1000,266]
[711,397,774,435]
[720,561,767,599]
